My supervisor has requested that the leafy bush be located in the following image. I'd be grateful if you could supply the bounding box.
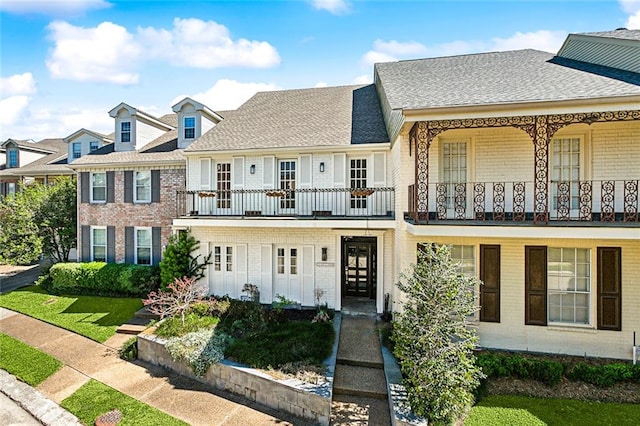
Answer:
[165,329,231,376]
[119,337,138,361]
[217,299,265,336]
[476,353,564,386]
[567,362,640,387]
[48,262,159,297]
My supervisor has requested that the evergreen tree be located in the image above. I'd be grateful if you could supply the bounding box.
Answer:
[159,229,211,289]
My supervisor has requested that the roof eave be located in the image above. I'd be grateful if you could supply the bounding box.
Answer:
[69,159,185,170]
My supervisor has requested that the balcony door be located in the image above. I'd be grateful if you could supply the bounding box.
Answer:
[349,158,368,216]
[551,137,582,219]
[441,140,469,219]
[278,160,296,214]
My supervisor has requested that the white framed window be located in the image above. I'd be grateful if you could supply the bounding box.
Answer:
[551,137,583,211]
[214,246,221,271]
[91,227,107,262]
[91,172,106,203]
[450,245,475,276]
[72,143,82,159]
[135,171,151,203]
[279,160,296,209]
[8,149,18,167]
[135,227,152,265]
[121,121,131,143]
[217,162,231,209]
[7,182,16,195]
[548,247,591,325]
[184,116,196,139]
[350,158,368,208]
[226,246,233,272]
[89,141,99,152]
[277,248,285,274]
[441,140,468,210]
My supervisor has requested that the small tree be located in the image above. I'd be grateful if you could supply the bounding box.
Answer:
[159,229,211,289]
[143,276,207,324]
[393,244,484,425]
[34,178,77,262]
[0,187,42,264]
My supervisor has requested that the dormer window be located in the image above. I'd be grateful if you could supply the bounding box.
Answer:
[121,121,131,143]
[184,116,196,139]
[72,142,82,159]
[90,141,99,152]
[8,148,18,167]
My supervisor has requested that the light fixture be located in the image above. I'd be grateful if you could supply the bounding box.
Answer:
[250,164,256,174]
[321,247,328,262]
[319,162,325,173]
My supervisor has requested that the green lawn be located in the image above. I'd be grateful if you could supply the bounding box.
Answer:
[0,333,63,386]
[61,380,188,426]
[466,395,640,426]
[0,286,142,343]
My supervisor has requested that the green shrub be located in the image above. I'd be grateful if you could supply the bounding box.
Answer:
[48,262,159,297]
[567,362,639,387]
[119,337,138,361]
[155,313,219,338]
[217,299,265,336]
[476,353,564,386]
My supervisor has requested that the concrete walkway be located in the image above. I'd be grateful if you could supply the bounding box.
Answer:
[331,315,391,425]
[0,308,311,425]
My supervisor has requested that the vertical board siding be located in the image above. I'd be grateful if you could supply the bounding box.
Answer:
[525,245,547,326]
[480,244,501,322]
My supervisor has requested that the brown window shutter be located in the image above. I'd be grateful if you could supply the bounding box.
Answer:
[597,247,622,331]
[480,244,500,322]
[525,246,547,326]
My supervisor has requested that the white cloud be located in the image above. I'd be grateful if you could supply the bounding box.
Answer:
[621,0,640,28]
[361,30,567,66]
[0,0,111,16]
[45,18,281,84]
[172,79,282,111]
[0,96,31,127]
[353,74,372,84]
[46,21,141,84]
[312,0,349,14]
[315,82,328,88]
[0,73,37,97]
[138,18,280,69]
[627,13,640,28]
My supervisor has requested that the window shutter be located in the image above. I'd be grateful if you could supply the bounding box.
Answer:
[260,245,272,303]
[80,172,89,203]
[107,226,115,263]
[333,153,346,187]
[233,157,244,189]
[152,227,162,266]
[106,171,115,203]
[124,227,134,264]
[480,244,501,322]
[151,170,160,203]
[200,159,210,189]
[263,156,275,189]
[371,152,386,187]
[81,225,90,261]
[299,155,312,189]
[597,247,622,331]
[124,171,133,203]
[236,244,248,295]
[525,246,547,326]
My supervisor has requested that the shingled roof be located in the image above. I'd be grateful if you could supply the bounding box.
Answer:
[375,49,640,112]
[580,29,640,41]
[186,84,389,153]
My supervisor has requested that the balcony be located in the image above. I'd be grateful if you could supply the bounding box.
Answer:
[177,187,395,219]
[407,180,639,225]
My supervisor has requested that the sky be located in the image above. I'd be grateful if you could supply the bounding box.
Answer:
[1,0,639,141]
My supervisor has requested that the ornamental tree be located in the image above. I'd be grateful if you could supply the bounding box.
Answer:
[393,243,484,425]
[159,229,211,289]
[143,276,207,324]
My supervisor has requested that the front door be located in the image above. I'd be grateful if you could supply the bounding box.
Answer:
[342,237,376,299]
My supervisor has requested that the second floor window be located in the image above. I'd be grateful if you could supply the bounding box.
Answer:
[135,171,151,202]
[8,149,18,167]
[89,141,99,152]
[121,121,131,143]
[73,142,82,159]
[91,172,106,202]
[184,117,195,139]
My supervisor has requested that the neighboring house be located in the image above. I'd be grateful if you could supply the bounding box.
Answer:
[70,99,226,266]
[175,84,393,308]
[374,29,640,360]
[0,138,65,196]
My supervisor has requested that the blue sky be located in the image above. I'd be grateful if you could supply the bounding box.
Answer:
[1,0,639,141]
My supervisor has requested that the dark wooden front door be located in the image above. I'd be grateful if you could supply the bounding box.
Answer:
[342,237,376,298]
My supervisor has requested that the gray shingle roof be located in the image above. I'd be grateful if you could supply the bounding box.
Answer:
[375,49,640,111]
[186,85,388,152]
[580,29,640,41]
[69,149,185,167]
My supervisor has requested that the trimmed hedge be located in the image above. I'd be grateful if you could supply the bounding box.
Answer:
[47,262,159,297]
[567,362,640,387]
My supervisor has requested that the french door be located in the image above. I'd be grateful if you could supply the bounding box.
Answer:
[279,160,296,213]
[274,246,302,303]
[342,237,376,299]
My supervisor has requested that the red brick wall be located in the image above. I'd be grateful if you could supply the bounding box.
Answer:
[78,168,185,263]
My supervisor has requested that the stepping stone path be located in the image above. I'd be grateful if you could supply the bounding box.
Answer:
[331,315,391,425]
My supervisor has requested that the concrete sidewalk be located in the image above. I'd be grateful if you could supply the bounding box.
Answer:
[0,308,310,425]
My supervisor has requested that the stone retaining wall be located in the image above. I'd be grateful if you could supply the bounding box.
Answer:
[137,315,341,425]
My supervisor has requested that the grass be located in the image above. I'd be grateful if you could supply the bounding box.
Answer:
[465,395,640,426]
[154,313,219,337]
[61,380,188,426]
[0,332,62,386]
[225,320,335,369]
[0,285,142,343]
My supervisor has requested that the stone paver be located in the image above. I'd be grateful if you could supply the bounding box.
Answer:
[0,308,309,425]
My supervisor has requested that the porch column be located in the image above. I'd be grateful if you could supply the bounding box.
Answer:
[411,122,433,223]
[532,115,551,224]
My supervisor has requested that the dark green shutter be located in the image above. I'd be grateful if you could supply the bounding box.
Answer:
[80,172,89,203]
[597,247,622,331]
[525,246,547,326]
[124,227,134,264]
[107,226,115,263]
[124,171,133,203]
[152,227,162,265]
[480,245,500,323]
[151,170,160,203]
[81,225,91,261]
[106,171,115,203]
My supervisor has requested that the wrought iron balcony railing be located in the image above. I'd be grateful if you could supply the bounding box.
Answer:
[407,180,639,224]
[177,187,395,219]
